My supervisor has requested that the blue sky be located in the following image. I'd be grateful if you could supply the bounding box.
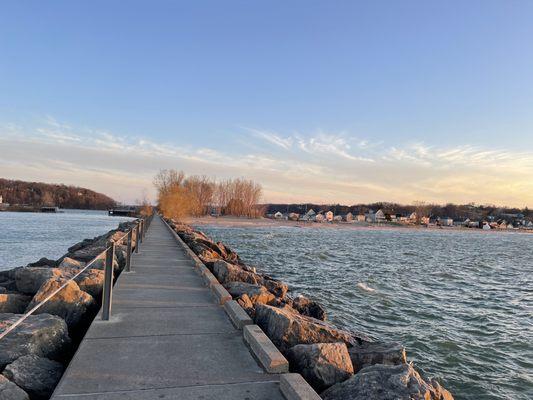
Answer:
[1,1,533,206]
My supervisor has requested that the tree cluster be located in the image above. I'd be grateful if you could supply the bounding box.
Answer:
[154,169,263,220]
[0,178,116,210]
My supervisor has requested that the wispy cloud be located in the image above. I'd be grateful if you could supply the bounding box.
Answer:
[1,117,533,207]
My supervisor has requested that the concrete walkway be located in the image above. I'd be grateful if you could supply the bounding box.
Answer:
[52,216,285,399]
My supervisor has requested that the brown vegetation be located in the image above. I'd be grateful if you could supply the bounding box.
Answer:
[154,169,263,220]
[0,178,116,210]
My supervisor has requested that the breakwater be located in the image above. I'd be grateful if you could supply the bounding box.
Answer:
[167,219,454,399]
[0,220,139,399]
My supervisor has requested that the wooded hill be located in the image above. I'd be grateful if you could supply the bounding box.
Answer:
[0,178,116,210]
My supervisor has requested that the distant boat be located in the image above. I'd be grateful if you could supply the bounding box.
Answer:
[41,206,59,213]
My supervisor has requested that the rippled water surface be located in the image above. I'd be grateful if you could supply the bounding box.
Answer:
[198,224,533,400]
[0,210,133,271]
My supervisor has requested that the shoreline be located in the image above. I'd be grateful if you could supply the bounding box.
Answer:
[187,215,532,235]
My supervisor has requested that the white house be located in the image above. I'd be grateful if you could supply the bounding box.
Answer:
[344,212,353,222]
[315,213,325,222]
[333,215,343,222]
[375,209,386,222]
[482,222,491,230]
[440,217,454,227]
[409,212,417,222]
[274,211,283,219]
[325,211,334,222]
[305,209,316,218]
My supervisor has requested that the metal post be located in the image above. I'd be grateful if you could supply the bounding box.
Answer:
[102,241,115,321]
[125,229,132,272]
[139,220,144,243]
[134,223,140,254]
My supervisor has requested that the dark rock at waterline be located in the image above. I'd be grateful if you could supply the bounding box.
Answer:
[224,281,276,305]
[2,355,64,400]
[14,268,63,295]
[25,258,56,269]
[26,278,96,331]
[321,363,454,400]
[292,295,327,321]
[0,294,31,313]
[0,313,71,368]
[254,304,359,352]
[213,260,261,285]
[349,341,406,372]
[0,375,29,400]
[287,342,354,392]
[0,279,17,292]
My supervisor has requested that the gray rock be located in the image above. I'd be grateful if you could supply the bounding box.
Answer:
[212,260,262,285]
[254,304,357,352]
[75,269,104,298]
[57,257,85,270]
[321,363,454,400]
[25,258,56,269]
[27,278,96,331]
[3,355,64,400]
[90,253,120,273]
[14,268,63,295]
[349,341,406,372]
[0,294,31,313]
[287,342,354,392]
[0,375,29,400]
[224,282,276,305]
[292,295,327,321]
[0,313,70,368]
[262,278,288,299]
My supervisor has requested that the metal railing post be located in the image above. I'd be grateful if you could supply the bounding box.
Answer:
[125,229,132,272]
[101,241,115,320]
[139,220,144,243]
[134,223,140,254]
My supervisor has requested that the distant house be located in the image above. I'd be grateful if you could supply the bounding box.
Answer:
[463,218,471,227]
[365,211,376,223]
[421,216,430,225]
[440,217,454,227]
[409,212,418,222]
[344,212,353,222]
[315,213,325,222]
[274,211,283,219]
[325,211,334,222]
[356,214,366,222]
[333,215,343,222]
[375,209,386,222]
[306,209,316,218]
[482,222,491,230]
[288,212,300,221]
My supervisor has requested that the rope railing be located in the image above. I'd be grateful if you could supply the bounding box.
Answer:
[0,213,154,340]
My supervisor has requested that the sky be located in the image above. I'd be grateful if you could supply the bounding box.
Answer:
[1,1,533,207]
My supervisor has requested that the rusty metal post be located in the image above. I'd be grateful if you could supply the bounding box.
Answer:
[101,241,115,320]
[125,229,132,272]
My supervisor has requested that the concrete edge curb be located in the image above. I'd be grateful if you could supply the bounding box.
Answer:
[243,324,289,374]
[280,373,322,400]
[224,300,253,329]
[211,283,232,305]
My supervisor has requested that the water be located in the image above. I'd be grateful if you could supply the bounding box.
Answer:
[198,224,533,400]
[0,210,133,271]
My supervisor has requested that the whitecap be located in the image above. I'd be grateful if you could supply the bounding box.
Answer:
[357,282,376,293]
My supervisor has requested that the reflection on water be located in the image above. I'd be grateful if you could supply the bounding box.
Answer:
[198,225,533,400]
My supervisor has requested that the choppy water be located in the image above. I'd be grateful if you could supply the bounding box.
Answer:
[198,225,533,400]
[0,210,133,271]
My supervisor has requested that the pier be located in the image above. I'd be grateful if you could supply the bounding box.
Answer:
[50,215,295,399]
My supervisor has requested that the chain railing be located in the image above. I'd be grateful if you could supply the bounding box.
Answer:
[0,213,154,340]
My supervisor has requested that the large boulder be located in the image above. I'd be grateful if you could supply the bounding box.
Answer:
[262,277,288,299]
[25,258,56,269]
[292,295,326,321]
[189,241,222,264]
[57,257,85,270]
[0,375,29,400]
[90,253,120,273]
[321,363,454,400]
[254,304,357,352]
[14,268,63,295]
[349,341,406,372]
[2,355,64,400]
[224,282,275,305]
[0,313,70,368]
[0,294,31,313]
[26,278,96,331]
[287,342,354,392]
[74,269,104,298]
[212,261,262,285]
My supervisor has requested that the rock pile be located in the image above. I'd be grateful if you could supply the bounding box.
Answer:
[0,220,139,399]
[168,219,454,400]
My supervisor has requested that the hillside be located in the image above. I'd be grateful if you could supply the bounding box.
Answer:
[0,178,116,210]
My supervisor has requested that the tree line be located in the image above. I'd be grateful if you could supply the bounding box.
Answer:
[0,178,116,210]
[154,169,263,219]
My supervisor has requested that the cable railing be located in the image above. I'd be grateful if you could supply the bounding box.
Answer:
[0,213,154,340]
